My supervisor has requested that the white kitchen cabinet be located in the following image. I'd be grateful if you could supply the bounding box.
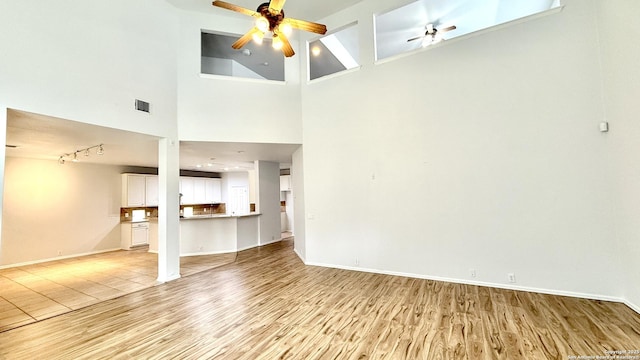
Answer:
[122,174,146,207]
[280,175,291,191]
[193,178,206,204]
[181,177,222,204]
[180,177,195,205]
[205,178,222,203]
[145,175,159,206]
[121,222,149,250]
[122,174,158,207]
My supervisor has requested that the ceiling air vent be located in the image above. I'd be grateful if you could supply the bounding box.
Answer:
[135,99,150,113]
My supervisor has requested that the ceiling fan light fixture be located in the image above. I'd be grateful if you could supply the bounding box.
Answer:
[256,17,270,32]
[280,22,292,36]
[252,31,264,44]
[272,34,283,50]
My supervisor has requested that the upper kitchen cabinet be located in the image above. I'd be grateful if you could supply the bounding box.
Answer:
[180,177,222,205]
[145,176,159,206]
[205,178,222,203]
[122,174,147,207]
[122,174,158,207]
[280,175,291,192]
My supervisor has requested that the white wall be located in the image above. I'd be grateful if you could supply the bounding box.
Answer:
[0,0,179,138]
[300,0,622,300]
[176,10,302,143]
[1,158,123,266]
[597,0,640,312]
[255,161,281,245]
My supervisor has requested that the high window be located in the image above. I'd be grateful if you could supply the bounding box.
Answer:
[201,31,285,82]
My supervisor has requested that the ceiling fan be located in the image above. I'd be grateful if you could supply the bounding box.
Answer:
[407,23,457,47]
[212,0,328,57]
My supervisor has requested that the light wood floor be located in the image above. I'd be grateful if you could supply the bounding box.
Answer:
[0,239,638,359]
[0,248,236,332]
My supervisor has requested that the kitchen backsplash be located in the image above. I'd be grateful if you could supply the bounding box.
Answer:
[120,203,226,221]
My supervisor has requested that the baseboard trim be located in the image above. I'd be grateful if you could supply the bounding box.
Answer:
[305,261,634,312]
[180,249,236,257]
[260,238,282,246]
[0,248,123,270]
[156,274,181,283]
[236,245,253,252]
[293,248,305,263]
[624,299,640,315]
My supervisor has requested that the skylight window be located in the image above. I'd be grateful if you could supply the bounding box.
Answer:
[308,23,359,81]
[374,0,562,60]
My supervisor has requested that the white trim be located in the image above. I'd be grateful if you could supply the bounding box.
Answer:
[0,248,123,270]
[624,299,640,315]
[293,248,305,263]
[305,261,630,307]
[180,249,236,257]
[156,273,181,283]
[199,73,286,85]
[237,244,259,252]
[259,238,282,246]
[307,66,361,84]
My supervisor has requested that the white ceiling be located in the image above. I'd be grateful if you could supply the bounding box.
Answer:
[165,0,362,22]
[5,110,298,172]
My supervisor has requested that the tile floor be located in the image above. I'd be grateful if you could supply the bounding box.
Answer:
[0,247,237,332]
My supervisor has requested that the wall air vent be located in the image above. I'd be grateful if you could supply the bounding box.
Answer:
[135,99,150,113]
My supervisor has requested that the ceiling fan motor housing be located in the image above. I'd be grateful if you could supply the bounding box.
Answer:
[257,2,284,31]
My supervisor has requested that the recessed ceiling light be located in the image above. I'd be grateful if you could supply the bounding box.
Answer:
[311,46,321,56]
[224,167,230,171]
[196,164,202,168]
[207,163,214,167]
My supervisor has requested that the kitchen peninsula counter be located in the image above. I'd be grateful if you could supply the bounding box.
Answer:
[178,213,260,256]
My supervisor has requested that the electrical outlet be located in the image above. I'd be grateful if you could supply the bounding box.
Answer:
[508,273,516,283]
[469,269,477,278]
[57,250,62,256]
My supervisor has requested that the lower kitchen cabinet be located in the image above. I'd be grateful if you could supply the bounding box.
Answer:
[121,221,149,250]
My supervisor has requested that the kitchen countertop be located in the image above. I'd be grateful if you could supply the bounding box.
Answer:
[122,213,260,223]
[180,213,261,220]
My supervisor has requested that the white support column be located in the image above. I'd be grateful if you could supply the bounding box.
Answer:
[0,106,7,254]
[157,137,181,282]
[255,160,281,245]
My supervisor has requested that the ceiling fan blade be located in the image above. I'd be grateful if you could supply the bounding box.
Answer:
[440,25,457,33]
[274,29,295,57]
[232,27,260,49]
[283,18,327,35]
[407,35,425,42]
[268,0,287,14]
[212,1,259,17]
